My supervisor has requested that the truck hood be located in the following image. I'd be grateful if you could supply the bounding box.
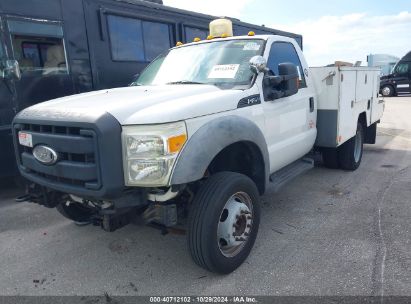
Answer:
[19,85,244,125]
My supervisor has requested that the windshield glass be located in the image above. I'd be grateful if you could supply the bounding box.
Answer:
[133,39,265,89]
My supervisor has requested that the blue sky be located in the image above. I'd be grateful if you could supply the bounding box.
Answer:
[240,0,411,25]
[164,0,411,66]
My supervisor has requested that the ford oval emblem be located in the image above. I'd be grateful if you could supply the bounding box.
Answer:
[33,145,58,165]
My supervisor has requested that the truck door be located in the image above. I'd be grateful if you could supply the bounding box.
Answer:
[262,40,316,173]
[392,61,411,94]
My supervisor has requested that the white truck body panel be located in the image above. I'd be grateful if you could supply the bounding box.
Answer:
[310,66,383,147]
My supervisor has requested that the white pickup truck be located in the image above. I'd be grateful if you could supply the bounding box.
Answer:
[12,21,384,274]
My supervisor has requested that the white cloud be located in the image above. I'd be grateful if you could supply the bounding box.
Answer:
[163,0,252,19]
[271,11,411,66]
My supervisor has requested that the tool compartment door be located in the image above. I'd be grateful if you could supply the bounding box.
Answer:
[338,70,357,145]
[355,70,373,125]
[370,72,384,124]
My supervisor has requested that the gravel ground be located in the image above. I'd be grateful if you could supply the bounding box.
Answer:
[0,96,410,297]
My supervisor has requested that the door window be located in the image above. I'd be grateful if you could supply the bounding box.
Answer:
[8,20,68,75]
[394,62,410,76]
[107,15,172,62]
[267,42,306,88]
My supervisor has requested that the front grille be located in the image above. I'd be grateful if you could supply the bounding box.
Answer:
[15,123,101,191]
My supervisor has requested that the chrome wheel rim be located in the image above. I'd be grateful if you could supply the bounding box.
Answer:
[354,129,362,163]
[382,86,391,96]
[217,192,253,258]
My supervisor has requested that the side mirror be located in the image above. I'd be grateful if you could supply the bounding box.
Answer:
[263,62,299,100]
[2,60,21,81]
[249,56,267,74]
[278,62,299,97]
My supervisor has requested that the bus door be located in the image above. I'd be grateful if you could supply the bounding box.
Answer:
[0,14,19,178]
[0,16,76,177]
[4,16,75,112]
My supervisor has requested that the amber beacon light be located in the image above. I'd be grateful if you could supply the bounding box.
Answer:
[209,18,233,38]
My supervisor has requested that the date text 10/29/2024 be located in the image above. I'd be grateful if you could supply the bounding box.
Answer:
[149,297,258,303]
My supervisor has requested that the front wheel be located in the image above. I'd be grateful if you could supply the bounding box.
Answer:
[381,85,394,97]
[187,172,260,274]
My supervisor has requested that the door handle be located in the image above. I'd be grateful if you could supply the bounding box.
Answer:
[309,97,315,112]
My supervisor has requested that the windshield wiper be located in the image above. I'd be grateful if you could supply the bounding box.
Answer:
[166,80,206,85]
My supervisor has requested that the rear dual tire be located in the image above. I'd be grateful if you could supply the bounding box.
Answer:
[322,122,364,171]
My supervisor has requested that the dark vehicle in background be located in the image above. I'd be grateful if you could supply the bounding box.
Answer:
[380,51,411,97]
[0,0,302,179]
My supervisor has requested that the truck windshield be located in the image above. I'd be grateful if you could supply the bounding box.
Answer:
[134,39,265,89]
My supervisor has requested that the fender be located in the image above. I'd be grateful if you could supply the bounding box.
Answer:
[170,115,270,189]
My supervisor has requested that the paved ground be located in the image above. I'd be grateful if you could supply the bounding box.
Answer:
[0,97,410,296]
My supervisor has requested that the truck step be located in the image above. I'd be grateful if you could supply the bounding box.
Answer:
[269,158,314,192]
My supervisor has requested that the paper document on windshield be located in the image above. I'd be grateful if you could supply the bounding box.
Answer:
[208,64,240,79]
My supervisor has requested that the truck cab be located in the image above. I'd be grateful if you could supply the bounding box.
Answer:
[12,20,383,274]
[380,51,411,97]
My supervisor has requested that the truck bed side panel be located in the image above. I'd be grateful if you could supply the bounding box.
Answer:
[311,66,382,148]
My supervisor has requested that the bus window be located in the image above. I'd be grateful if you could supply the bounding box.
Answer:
[184,26,208,42]
[143,21,172,61]
[107,15,172,62]
[0,38,5,59]
[8,20,68,75]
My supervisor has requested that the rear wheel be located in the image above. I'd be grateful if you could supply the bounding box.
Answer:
[187,172,260,274]
[56,201,95,225]
[338,122,364,171]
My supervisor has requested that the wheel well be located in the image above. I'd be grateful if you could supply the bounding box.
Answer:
[207,142,265,195]
[383,83,395,89]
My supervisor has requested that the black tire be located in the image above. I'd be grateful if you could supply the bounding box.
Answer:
[56,201,95,223]
[187,172,260,274]
[322,147,339,169]
[381,85,394,97]
[338,122,364,171]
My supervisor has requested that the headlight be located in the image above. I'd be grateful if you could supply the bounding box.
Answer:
[122,122,187,186]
